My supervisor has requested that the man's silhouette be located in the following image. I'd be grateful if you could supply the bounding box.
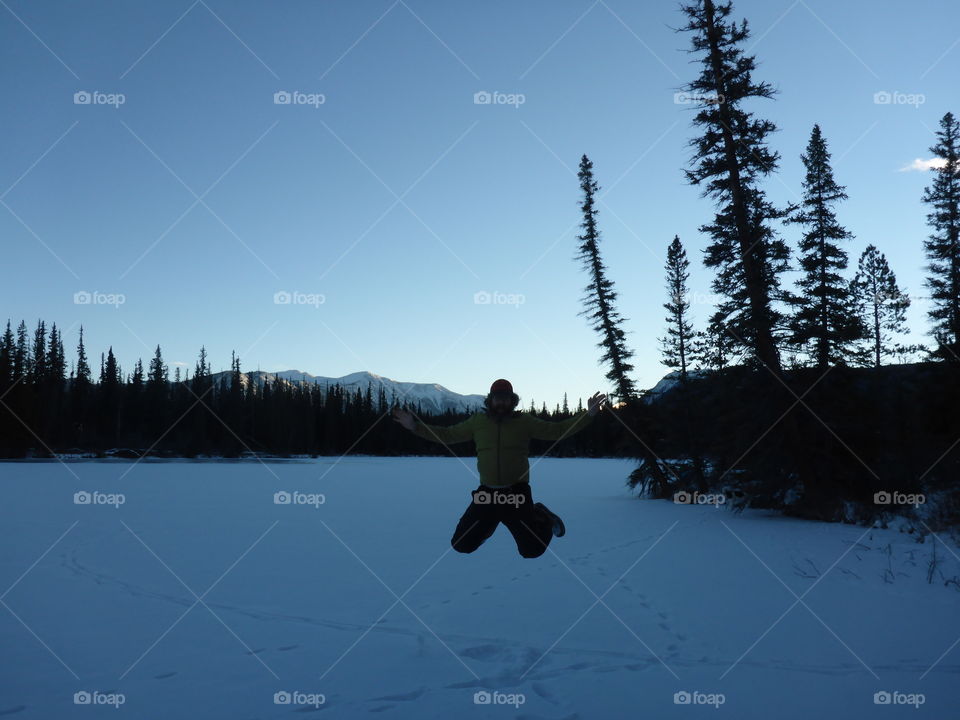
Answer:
[392,379,607,558]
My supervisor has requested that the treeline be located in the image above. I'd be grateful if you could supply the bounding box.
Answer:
[0,324,608,459]
[570,0,959,526]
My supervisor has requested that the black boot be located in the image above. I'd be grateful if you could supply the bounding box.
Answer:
[535,502,565,537]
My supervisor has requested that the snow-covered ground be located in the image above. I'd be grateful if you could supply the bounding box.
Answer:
[1,456,957,718]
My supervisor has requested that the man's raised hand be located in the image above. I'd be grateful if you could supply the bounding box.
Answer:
[587,391,608,416]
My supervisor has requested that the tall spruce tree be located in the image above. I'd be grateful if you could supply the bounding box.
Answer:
[921,111,960,361]
[678,0,792,373]
[31,320,48,387]
[786,124,864,367]
[70,326,92,443]
[14,320,30,381]
[74,326,91,389]
[0,321,13,387]
[851,245,909,368]
[145,345,167,438]
[47,322,66,385]
[99,347,121,444]
[659,236,695,382]
[575,154,638,403]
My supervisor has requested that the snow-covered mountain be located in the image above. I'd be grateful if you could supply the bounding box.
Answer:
[208,369,486,414]
[641,369,706,403]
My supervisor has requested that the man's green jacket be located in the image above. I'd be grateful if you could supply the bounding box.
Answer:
[412,409,595,487]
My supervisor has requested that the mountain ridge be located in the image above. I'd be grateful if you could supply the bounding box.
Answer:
[205,368,487,414]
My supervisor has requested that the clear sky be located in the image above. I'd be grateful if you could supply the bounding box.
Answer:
[2,0,958,410]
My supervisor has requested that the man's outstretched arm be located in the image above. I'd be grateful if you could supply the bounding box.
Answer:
[392,406,477,445]
[525,391,607,441]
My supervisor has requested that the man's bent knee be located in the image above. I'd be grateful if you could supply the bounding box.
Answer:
[518,544,547,559]
[451,536,483,554]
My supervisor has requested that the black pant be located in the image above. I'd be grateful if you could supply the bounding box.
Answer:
[451,482,553,558]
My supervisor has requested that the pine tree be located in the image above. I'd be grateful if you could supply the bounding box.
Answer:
[678,0,792,373]
[131,359,144,388]
[691,313,732,372]
[192,346,211,394]
[69,325,93,445]
[786,125,865,367]
[659,235,695,382]
[74,326,91,389]
[921,111,960,361]
[102,347,120,386]
[14,320,30,381]
[851,245,909,368]
[47,322,66,384]
[188,346,212,454]
[0,321,13,450]
[99,347,121,444]
[0,321,13,387]
[147,345,167,391]
[31,321,47,385]
[575,154,638,403]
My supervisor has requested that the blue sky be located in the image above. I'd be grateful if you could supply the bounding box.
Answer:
[2,0,958,410]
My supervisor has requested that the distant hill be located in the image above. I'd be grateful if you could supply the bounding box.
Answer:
[207,369,486,414]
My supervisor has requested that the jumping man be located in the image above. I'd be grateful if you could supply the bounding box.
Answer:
[392,379,607,558]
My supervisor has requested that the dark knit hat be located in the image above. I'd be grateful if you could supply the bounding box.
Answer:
[489,378,513,395]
